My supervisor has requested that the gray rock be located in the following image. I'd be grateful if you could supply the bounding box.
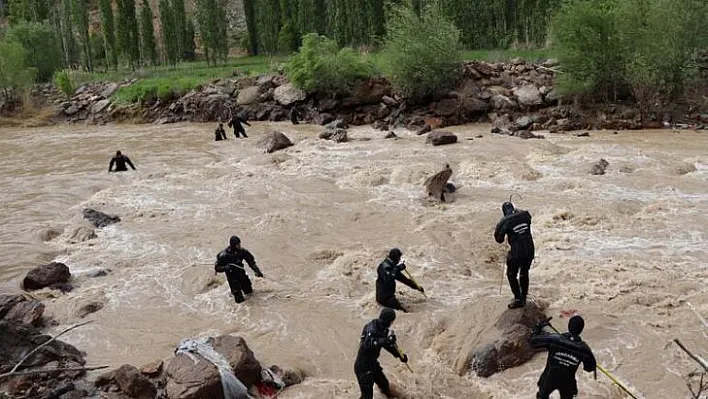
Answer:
[91,99,111,114]
[325,119,348,130]
[273,83,306,106]
[590,159,609,175]
[384,131,397,139]
[101,83,119,98]
[113,364,157,399]
[513,84,543,107]
[515,116,533,130]
[426,131,458,146]
[319,128,348,143]
[545,89,562,103]
[64,105,80,115]
[236,86,261,105]
[259,131,293,153]
[415,124,432,136]
[490,94,516,111]
[381,95,398,107]
[542,58,560,67]
[83,208,121,228]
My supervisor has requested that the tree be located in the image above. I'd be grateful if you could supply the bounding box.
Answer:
[242,0,258,54]
[99,0,118,70]
[57,0,79,68]
[381,3,462,102]
[5,21,63,81]
[171,0,186,58]
[183,17,196,60]
[0,41,35,101]
[158,0,178,65]
[7,0,49,24]
[71,0,92,71]
[195,0,228,64]
[117,0,141,69]
[139,0,158,65]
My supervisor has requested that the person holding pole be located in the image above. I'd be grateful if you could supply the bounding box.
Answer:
[354,308,409,399]
[494,200,535,309]
[530,316,596,399]
[375,248,425,313]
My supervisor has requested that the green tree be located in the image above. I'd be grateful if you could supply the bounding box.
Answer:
[195,0,228,63]
[99,0,119,70]
[183,17,196,60]
[254,0,280,54]
[7,0,49,24]
[117,0,141,69]
[242,0,258,54]
[171,0,186,58]
[71,0,92,71]
[158,0,178,65]
[139,0,158,65]
[57,0,79,68]
[381,3,462,102]
[0,41,35,101]
[5,21,63,81]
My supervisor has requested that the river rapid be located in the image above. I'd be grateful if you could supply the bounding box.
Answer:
[0,122,706,398]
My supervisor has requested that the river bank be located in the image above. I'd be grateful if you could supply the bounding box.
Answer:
[3,59,707,134]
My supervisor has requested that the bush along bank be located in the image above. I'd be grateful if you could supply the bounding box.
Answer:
[35,59,708,133]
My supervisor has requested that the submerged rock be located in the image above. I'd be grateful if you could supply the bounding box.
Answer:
[82,208,121,228]
[426,131,458,146]
[590,159,609,175]
[259,131,293,154]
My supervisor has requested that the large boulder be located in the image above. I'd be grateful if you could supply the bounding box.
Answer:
[23,262,71,291]
[490,94,516,111]
[462,302,548,377]
[91,99,111,114]
[341,79,389,107]
[424,164,453,202]
[114,364,157,398]
[0,294,44,327]
[273,83,306,106]
[83,208,121,228]
[258,131,293,154]
[426,131,458,146]
[162,335,262,399]
[513,84,544,107]
[236,86,261,105]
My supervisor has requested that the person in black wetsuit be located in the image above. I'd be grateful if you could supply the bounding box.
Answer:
[228,112,251,138]
[215,123,227,141]
[354,308,408,399]
[214,235,264,303]
[531,316,597,399]
[108,151,136,172]
[494,201,535,308]
[290,107,302,125]
[376,248,424,313]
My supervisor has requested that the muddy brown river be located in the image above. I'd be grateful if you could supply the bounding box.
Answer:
[0,122,706,398]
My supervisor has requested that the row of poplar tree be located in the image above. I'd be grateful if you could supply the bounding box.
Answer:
[3,0,229,73]
[244,0,565,55]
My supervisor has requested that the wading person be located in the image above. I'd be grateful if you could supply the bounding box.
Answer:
[376,248,424,313]
[354,308,408,399]
[215,123,227,141]
[214,235,264,304]
[494,201,534,308]
[228,111,251,138]
[108,150,136,172]
[531,316,597,399]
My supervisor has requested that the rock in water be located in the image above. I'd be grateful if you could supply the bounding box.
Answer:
[163,335,262,399]
[466,302,548,377]
[0,294,45,326]
[325,119,348,130]
[425,164,454,202]
[23,262,71,291]
[82,208,121,228]
[259,131,293,154]
[415,124,432,136]
[113,364,157,398]
[273,83,306,106]
[590,159,609,175]
[384,131,397,139]
[515,116,533,130]
[426,131,458,146]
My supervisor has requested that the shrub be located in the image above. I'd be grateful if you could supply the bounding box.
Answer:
[285,33,374,96]
[380,4,462,102]
[0,41,35,100]
[54,69,76,98]
[4,21,63,83]
[112,77,199,104]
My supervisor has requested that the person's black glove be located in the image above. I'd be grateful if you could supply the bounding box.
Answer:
[255,270,264,278]
[418,286,425,293]
[400,353,408,363]
[397,262,406,271]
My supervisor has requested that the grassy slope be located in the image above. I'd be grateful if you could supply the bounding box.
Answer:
[87,49,554,104]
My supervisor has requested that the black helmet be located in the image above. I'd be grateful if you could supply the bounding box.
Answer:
[379,308,396,326]
[229,235,241,246]
[388,248,403,263]
[568,315,585,335]
[502,202,515,216]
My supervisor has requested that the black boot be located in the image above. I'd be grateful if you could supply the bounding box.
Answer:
[520,274,529,306]
[507,274,523,308]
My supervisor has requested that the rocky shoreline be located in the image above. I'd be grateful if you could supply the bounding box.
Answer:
[14,59,708,133]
